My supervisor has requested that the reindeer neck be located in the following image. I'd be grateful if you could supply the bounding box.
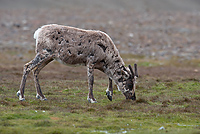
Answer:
[104,56,127,88]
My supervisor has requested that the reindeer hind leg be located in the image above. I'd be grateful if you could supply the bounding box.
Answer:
[33,57,53,100]
[17,53,52,101]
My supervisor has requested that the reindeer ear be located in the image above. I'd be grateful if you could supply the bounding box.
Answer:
[134,64,138,77]
[128,65,134,78]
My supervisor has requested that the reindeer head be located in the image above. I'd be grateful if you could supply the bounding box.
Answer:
[121,64,138,100]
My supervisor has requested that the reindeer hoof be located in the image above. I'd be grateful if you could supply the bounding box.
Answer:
[36,94,47,101]
[36,94,40,99]
[87,98,97,103]
[17,91,25,101]
[19,98,25,101]
[42,98,47,101]
[106,91,112,101]
[17,91,20,97]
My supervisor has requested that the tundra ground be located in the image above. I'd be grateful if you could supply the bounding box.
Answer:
[0,50,199,134]
[0,1,200,133]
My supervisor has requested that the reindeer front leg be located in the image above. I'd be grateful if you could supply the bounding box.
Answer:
[106,78,113,101]
[87,56,97,103]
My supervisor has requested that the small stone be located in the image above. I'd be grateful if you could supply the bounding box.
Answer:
[128,33,134,37]
[158,126,165,130]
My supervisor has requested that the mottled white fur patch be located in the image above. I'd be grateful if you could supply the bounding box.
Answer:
[33,27,42,49]
[34,27,42,40]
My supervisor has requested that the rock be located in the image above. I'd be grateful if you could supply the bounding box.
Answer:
[158,126,165,130]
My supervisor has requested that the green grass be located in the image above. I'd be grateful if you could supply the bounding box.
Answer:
[0,78,200,134]
[0,50,199,134]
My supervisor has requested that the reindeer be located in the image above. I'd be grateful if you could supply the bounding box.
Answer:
[17,24,138,103]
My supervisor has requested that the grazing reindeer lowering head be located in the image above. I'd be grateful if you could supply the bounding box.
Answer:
[121,64,138,100]
[17,24,138,103]
[108,63,138,101]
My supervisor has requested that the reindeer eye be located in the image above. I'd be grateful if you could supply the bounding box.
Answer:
[127,84,133,90]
